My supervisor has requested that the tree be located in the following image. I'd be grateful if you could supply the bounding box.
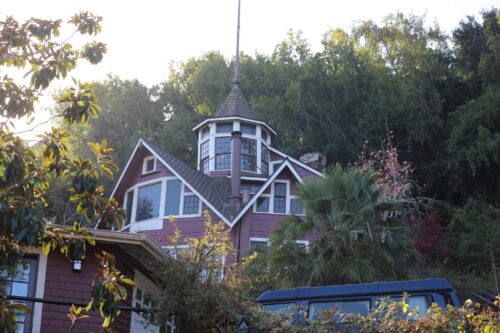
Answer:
[449,201,500,272]
[150,212,251,332]
[448,9,500,206]
[0,13,129,331]
[267,165,418,287]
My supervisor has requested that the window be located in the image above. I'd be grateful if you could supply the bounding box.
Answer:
[248,184,260,199]
[216,122,233,133]
[240,123,256,135]
[133,287,154,323]
[309,300,370,319]
[256,197,270,212]
[215,137,231,170]
[135,183,161,222]
[386,295,431,319]
[200,140,210,174]
[201,126,210,139]
[241,138,257,172]
[164,179,181,216]
[124,178,201,227]
[125,190,134,225]
[261,145,269,175]
[290,198,303,215]
[261,130,268,141]
[0,258,37,333]
[263,303,296,315]
[250,238,269,252]
[273,183,287,213]
[183,194,200,215]
[142,156,156,174]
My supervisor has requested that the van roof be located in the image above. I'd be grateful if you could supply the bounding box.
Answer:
[256,278,454,303]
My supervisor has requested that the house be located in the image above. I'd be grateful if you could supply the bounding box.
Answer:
[3,82,323,333]
[110,81,324,261]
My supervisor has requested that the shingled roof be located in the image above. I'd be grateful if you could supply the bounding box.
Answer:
[212,83,257,120]
[141,139,232,221]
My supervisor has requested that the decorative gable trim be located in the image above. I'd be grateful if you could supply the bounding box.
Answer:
[266,145,324,177]
[229,159,304,227]
[110,139,231,227]
[110,140,143,199]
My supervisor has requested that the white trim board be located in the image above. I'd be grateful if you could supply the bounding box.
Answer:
[267,145,324,177]
[192,116,277,136]
[26,247,47,333]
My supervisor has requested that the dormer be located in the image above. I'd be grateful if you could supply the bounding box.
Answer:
[192,83,276,179]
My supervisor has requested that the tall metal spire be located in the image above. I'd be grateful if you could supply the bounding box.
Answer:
[233,0,241,83]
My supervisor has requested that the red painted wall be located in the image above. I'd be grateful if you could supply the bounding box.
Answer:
[40,245,136,333]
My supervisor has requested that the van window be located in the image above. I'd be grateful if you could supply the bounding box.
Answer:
[309,300,370,319]
[263,302,296,315]
[381,295,431,319]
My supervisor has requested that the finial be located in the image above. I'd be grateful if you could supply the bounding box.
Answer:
[233,0,241,84]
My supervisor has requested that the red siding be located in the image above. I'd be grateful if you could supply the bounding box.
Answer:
[139,208,227,246]
[40,245,134,333]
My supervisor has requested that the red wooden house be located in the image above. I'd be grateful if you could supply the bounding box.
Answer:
[110,82,324,259]
[4,82,323,333]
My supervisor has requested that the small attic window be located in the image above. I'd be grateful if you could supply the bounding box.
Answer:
[142,156,156,174]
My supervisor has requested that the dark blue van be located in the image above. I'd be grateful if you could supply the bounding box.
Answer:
[256,278,461,319]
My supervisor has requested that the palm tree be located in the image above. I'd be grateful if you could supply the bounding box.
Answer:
[268,164,418,286]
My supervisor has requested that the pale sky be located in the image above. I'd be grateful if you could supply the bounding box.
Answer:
[1,0,497,139]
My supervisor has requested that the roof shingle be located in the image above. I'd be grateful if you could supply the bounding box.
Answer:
[212,83,257,120]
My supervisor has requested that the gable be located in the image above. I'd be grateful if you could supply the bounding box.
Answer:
[110,140,231,227]
[230,160,312,226]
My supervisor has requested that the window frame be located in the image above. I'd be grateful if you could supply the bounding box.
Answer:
[249,237,309,253]
[290,196,305,216]
[0,257,38,333]
[214,136,232,170]
[253,180,305,215]
[241,137,257,172]
[142,156,157,175]
[134,181,162,222]
[199,139,210,174]
[122,177,202,231]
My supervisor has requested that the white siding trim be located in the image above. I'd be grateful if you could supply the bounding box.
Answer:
[26,247,47,333]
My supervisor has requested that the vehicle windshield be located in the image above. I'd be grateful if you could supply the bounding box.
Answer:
[309,300,370,319]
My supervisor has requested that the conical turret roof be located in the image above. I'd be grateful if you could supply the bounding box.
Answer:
[212,83,257,120]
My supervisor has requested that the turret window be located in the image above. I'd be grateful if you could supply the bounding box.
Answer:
[201,126,210,139]
[215,137,231,170]
[200,140,210,174]
[241,138,257,172]
[240,123,256,135]
[261,145,269,175]
[216,122,233,133]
